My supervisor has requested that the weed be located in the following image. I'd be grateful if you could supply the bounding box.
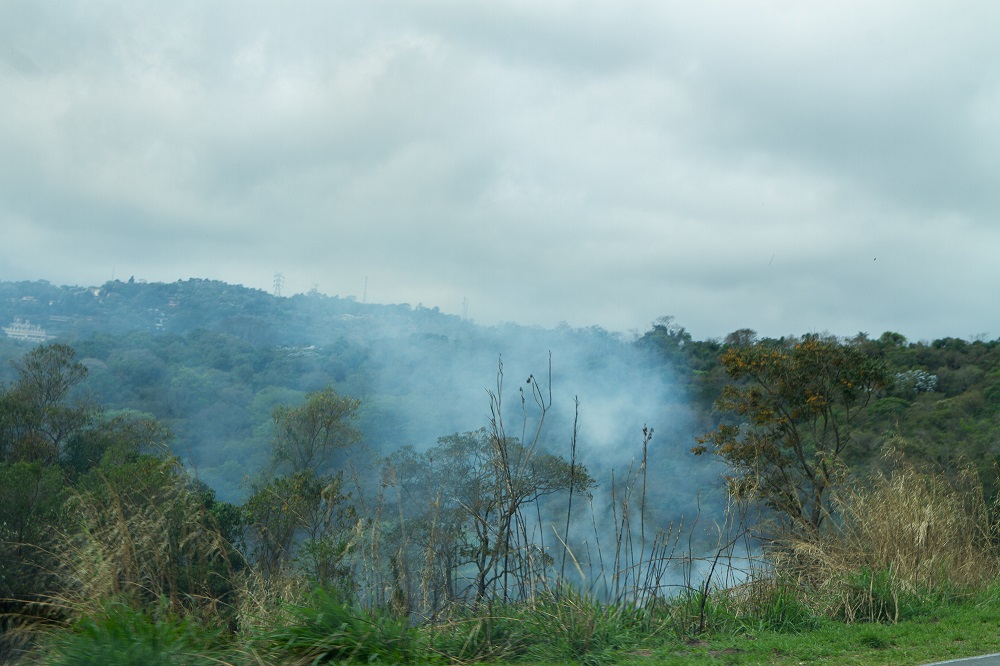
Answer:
[423,606,532,662]
[738,579,819,634]
[857,627,890,649]
[38,601,227,666]
[526,588,652,665]
[263,587,416,664]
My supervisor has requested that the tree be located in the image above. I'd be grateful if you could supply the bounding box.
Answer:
[694,335,887,535]
[0,461,67,606]
[271,386,361,475]
[243,386,363,581]
[0,343,94,463]
[637,316,693,368]
[724,328,758,347]
[388,428,595,605]
[63,410,173,477]
[243,469,358,585]
[11,343,88,408]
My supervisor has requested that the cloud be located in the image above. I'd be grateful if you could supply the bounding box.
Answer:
[1,1,998,339]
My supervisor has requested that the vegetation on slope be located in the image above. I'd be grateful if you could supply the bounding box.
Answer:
[2,279,1000,664]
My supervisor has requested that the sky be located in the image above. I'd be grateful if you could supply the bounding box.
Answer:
[2,2,999,342]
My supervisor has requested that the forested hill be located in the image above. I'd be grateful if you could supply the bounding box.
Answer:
[0,277,471,345]
[3,278,1000,506]
[0,279,713,508]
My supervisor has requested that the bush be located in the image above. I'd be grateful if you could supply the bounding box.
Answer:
[526,588,652,665]
[264,588,416,663]
[774,455,1000,622]
[39,602,225,666]
[423,605,532,662]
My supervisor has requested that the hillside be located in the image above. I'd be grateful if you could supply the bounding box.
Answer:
[0,279,716,512]
[4,278,1000,503]
[5,278,1000,663]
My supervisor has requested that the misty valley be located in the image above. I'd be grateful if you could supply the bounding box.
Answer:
[3,278,1000,664]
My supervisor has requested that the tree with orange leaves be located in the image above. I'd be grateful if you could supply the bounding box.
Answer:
[694,335,887,536]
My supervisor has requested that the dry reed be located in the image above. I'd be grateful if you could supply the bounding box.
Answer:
[48,457,235,621]
[774,454,1000,621]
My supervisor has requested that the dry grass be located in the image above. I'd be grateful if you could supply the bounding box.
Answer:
[774,454,1000,622]
[232,566,311,640]
[47,457,236,621]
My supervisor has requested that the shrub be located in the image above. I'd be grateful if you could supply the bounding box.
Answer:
[264,588,416,664]
[39,602,225,666]
[526,588,651,665]
[775,455,1000,622]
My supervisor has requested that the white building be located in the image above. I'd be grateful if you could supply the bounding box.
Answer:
[3,319,53,343]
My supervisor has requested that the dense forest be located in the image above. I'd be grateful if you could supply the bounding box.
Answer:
[3,278,1000,663]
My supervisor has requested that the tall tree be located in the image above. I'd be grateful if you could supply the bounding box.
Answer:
[388,428,594,604]
[694,335,887,535]
[271,386,361,475]
[243,386,363,580]
[0,343,93,463]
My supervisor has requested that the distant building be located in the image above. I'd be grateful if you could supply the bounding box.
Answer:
[3,318,53,343]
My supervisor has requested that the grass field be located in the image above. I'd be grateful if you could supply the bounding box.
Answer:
[631,598,1000,665]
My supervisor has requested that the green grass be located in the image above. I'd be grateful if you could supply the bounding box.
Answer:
[615,595,1000,665]
[261,587,417,664]
[35,601,230,666]
[460,584,1000,666]
[24,590,1000,665]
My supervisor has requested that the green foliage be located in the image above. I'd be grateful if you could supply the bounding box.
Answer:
[668,587,739,638]
[0,343,94,464]
[719,579,821,636]
[839,567,908,624]
[243,384,363,583]
[422,605,531,661]
[244,471,325,577]
[40,602,226,666]
[264,588,416,664]
[243,470,357,585]
[419,591,659,665]
[65,453,238,616]
[0,461,67,603]
[695,335,888,534]
[10,343,89,409]
[271,385,361,476]
[63,410,172,477]
[868,396,910,422]
[525,589,654,665]
[856,626,891,649]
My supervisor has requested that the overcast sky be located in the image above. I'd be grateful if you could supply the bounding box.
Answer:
[2,2,998,341]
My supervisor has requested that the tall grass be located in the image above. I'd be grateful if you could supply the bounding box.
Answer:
[419,587,667,665]
[37,601,229,666]
[13,456,240,663]
[774,455,1000,622]
[51,456,236,619]
[261,588,416,664]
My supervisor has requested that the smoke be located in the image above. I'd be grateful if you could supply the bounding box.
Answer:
[0,279,729,561]
[0,279,733,598]
[352,314,728,571]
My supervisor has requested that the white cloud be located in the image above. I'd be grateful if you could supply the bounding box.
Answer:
[1,1,999,339]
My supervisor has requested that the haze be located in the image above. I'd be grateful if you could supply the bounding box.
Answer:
[2,1,998,340]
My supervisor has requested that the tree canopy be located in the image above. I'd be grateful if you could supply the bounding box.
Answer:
[694,335,888,535]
